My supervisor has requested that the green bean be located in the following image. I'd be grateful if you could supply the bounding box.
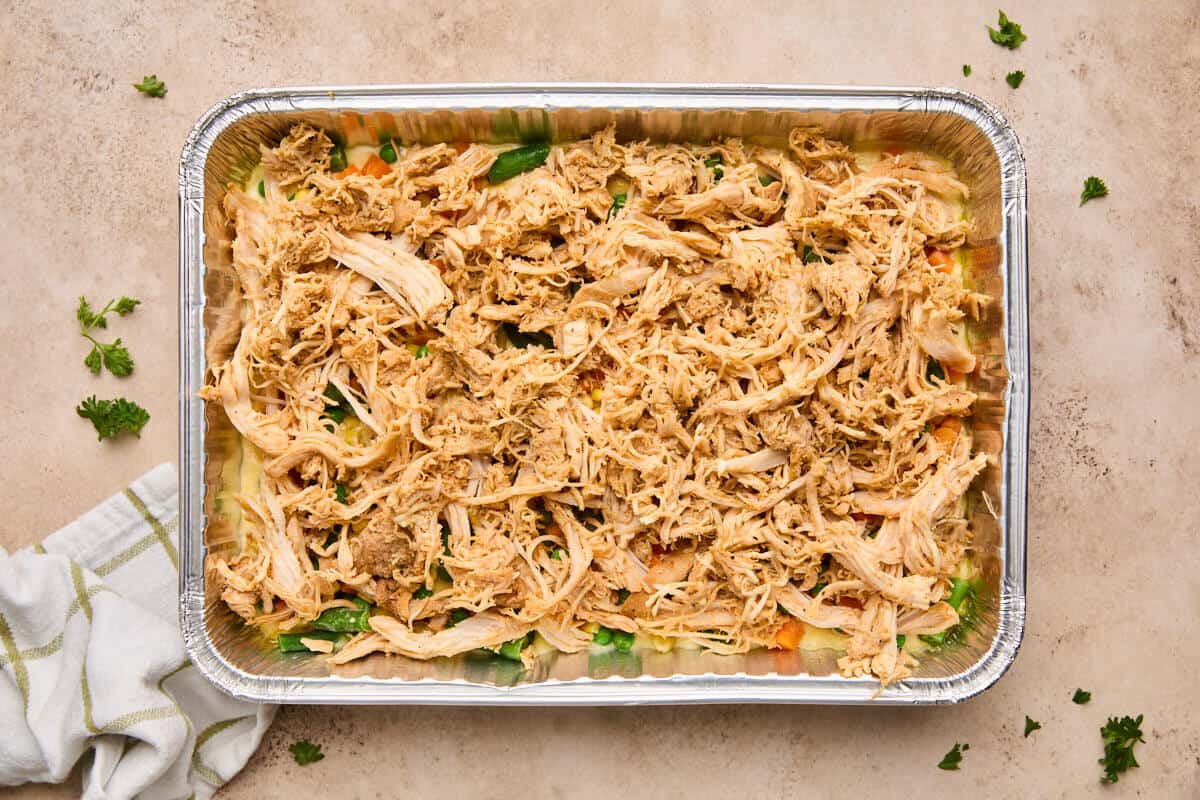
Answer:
[488,143,551,183]
[257,180,265,198]
[447,608,471,627]
[278,630,342,652]
[415,344,430,359]
[335,484,348,505]
[413,586,433,599]
[607,192,627,221]
[312,601,371,633]
[498,633,532,661]
[323,384,352,423]
[592,627,613,646]
[549,547,564,561]
[379,141,398,164]
[502,322,554,349]
[926,358,945,383]
[947,577,972,611]
[896,634,907,650]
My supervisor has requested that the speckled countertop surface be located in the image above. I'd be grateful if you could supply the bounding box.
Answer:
[2,1,1198,798]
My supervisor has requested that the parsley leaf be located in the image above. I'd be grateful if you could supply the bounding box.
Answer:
[962,64,972,77]
[987,10,1027,49]
[113,297,140,316]
[1024,715,1042,737]
[289,739,324,766]
[1080,176,1108,206]
[84,348,103,376]
[77,297,104,330]
[1006,70,1025,89]
[938,742,968,770]
[77,296,140,376]
[82,337,134,377]
[1073,688,1092,704]
[133,74,167,98]
[1099,714,1144,783]
[76,396,151,441]
[99,339,134,377]
[335,483,348,504]
[77,295,140,332]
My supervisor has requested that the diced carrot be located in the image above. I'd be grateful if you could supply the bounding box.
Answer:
[927,248,955,273]
[883,145,905,157]
[838,596,863,610]
[360,154,392,179]
[336,164,361,179]
[546,523,563,538]
[945,367,965,383]
[774,619,805,651]
[452,141,471,155]
[933,416,962,447]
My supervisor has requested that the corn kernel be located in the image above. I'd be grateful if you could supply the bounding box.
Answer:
[649,635,675,653]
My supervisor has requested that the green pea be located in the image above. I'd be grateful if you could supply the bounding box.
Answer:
[611,630,635,653]
[329,145,347,172]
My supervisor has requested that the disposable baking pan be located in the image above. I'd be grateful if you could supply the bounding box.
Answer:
[179,84,1028,704]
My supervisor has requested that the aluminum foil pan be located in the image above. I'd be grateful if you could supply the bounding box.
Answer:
[179,84,1028,704]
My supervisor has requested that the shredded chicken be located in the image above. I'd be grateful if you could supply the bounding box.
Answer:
[203,125,987,685]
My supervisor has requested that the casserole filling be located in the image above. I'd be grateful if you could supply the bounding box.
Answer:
[202,123,985,684]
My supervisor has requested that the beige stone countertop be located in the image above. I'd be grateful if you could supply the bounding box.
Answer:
[2,1,1198,797]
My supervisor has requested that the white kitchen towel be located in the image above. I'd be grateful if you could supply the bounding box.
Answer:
[0,463,275,799]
